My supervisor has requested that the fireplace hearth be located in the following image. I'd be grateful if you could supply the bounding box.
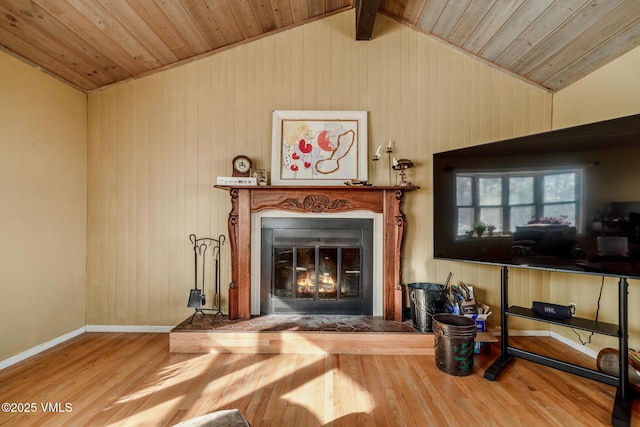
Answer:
[261,217,373,315]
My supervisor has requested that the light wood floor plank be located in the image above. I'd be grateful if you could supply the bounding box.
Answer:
[1,333,639,426]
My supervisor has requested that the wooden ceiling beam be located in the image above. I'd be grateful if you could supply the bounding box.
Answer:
[355,0,381,40]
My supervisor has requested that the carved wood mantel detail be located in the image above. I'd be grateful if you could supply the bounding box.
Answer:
[216,185,419,321]
[279,194,355,212]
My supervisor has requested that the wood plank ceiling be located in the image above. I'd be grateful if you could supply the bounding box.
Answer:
[1,0,639,93]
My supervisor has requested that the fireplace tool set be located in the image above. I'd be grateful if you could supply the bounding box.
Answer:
[187,233,225,324]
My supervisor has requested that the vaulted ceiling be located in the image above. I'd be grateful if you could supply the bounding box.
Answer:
[1,1,639,93]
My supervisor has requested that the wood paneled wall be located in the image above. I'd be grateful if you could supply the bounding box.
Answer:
[87,10,552,327]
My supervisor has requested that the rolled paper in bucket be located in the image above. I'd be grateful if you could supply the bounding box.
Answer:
[407,282,446,332]
[432,313,477,376]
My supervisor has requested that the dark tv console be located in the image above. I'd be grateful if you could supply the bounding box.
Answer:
[484,266,633,427]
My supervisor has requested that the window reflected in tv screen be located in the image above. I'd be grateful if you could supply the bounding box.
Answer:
[433,114,640,279]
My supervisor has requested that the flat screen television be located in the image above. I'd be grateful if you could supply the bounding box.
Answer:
[433,113,640,279]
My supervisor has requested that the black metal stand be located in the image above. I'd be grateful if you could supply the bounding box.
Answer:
[187,234,225,325]
[484,266,512,381]
[484,266,633,426]
[188,308,206,324]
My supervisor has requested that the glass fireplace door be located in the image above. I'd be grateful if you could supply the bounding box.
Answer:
[261,217,373,315]
[272,246,362,303]
[340,247,361,299]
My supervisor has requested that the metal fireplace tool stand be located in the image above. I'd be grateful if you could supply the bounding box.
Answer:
[187,233,225,325]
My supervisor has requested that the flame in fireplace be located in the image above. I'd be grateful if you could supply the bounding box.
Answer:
[318,273,337,297]
[319,273,335,287]
[296,271,338,297]
[297,271,314,294]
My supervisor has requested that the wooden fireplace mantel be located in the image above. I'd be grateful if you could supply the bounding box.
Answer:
[215,185,419,321]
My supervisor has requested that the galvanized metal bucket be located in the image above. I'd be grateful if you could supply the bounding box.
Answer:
[433,313,477,376]
[408,282,447,332]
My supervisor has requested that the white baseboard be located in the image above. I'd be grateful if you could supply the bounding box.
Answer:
[0,326,85,371]
[507,329,550,337]
[0,325,173,371]
[504,329,597,359]
[85,325,173,333]
[550,330,599,359]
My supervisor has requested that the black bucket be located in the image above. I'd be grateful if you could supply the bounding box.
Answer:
[408,282,446,332]
[432,313,477,376]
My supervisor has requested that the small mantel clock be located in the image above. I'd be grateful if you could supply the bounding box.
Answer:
[232,155,252,177]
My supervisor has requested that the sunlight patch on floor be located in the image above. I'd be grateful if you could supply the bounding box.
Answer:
[282,364,375,424]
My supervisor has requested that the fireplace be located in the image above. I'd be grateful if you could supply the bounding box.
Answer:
[218,185,418,321]
[260,217,373,314]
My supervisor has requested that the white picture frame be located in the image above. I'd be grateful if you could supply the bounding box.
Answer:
[271,110,368,185]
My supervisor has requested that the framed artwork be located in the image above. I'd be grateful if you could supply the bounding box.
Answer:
[271,110,368,185]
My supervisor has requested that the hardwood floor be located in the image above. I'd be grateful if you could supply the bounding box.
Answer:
[1,333,639,426]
